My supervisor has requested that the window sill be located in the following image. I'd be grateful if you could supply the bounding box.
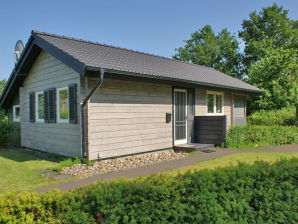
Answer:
[57,119,69,123]
[206,113,224,116]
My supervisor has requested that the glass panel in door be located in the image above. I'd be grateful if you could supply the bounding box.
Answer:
[174,90,187,145]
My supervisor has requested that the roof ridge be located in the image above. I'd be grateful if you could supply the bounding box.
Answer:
[31,30,217,71]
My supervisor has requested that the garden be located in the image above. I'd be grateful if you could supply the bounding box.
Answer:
[0,158,297,223]
[226,107,298,148]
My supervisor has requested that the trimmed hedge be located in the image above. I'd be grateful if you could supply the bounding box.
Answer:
[226,125,298,148]
[248,107,296,126]
[0,158,297,223]
[0,110,13,148]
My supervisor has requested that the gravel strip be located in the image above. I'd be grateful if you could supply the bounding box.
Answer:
[62,150,188,178]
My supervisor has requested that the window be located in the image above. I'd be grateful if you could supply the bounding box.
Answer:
[207,94,214,113]
[57,87,69,122]
[13,105,20,122]
[36,92,44,122]
[207,92,223,115]
[216,95,223,113]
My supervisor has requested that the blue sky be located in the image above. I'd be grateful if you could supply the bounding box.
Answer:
[0,0,297,80]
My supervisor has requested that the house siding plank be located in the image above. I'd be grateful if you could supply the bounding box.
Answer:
[195,89,207,116]
[7,89,20,122]
[224,93,232,128]
[84,78,173,160]
[20,51,81,157]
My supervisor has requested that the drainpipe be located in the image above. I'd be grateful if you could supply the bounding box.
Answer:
[81,68,105,158]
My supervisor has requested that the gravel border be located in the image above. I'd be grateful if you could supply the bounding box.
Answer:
[62,150,188,178]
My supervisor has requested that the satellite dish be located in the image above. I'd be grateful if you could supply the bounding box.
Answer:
[14,40,24,64]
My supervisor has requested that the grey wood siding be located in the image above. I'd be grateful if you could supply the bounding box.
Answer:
[7,90,20,123]
[195,89,207,116]
[20,51,81,157]
[233,95,246,126]
[84,78,172,160]
[224,93,232,129]
[7,92,21,147]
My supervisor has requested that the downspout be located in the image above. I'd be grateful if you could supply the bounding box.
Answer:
[81,68,105,158]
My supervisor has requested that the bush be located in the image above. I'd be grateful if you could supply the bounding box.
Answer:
[53,157,81,172]
[248,107,296,126]
[0,158,297,223]
[226,125,298,148]
[54,157,93,173]
[0,110,13,148]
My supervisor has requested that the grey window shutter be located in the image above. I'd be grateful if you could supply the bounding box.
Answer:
[29,92,35,122]
[48,88,56,123]
[44,90,49,122]
[68,84,77,124]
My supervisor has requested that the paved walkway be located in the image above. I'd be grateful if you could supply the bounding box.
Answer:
[35,145,298,193]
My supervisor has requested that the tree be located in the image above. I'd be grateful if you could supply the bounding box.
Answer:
[247,47,297,114]
[239,3,298,73]
[0,79,6,95]
[173,25,243,79]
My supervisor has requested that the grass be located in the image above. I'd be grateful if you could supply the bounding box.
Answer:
[165,152,298,176]
[225,143,267,149]
[0,150,74,193]
[188,151,197,156]
[224,142,290,149]
[1,148,297,194]
[54,157,82,173]
[54,157,95,173]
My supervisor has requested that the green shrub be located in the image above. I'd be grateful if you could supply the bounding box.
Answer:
[0,158,297,223]
[54,157,91,173]
[248,107,296,126]
[226,125,298,148]
[0,110,13,148]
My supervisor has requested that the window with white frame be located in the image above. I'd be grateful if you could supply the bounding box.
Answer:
[57,87,69,122]
[207,92,223,115]
[36,91,45,122]
[13,105,20,122]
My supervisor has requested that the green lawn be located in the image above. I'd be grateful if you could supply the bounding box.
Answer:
[0,150,74,193]
[165,152,298,176]
[1,150,297,193]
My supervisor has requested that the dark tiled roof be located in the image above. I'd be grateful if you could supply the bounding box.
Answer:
[32,31,261,92]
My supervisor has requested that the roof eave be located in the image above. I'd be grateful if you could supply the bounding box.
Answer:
[85,66,264,93]
[0,35,36,109]
[0,34,88,109]
[32,33,86,76]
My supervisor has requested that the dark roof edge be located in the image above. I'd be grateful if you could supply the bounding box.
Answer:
[34,30,262,93]
[1,33,87,109]
[0,35,35,108]
[32,30,219,72]
[0,70,16,108]
[86,66,264,93]
[32,32,86,76]
[1,31,263,109]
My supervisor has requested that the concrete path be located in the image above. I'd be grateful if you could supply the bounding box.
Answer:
[35,145,298,193]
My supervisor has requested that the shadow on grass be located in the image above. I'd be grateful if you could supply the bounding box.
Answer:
[0,149,40,162]
[0,148,64,163]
